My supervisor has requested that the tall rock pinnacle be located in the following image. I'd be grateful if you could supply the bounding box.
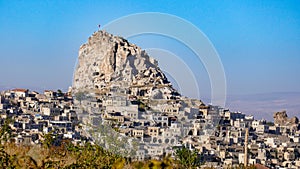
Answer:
[73,30,180,99]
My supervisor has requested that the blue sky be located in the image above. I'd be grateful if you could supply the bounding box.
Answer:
[0,0,299,100]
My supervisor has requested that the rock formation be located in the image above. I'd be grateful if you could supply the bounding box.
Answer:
[274,110,299,126]
[73,30,180,100]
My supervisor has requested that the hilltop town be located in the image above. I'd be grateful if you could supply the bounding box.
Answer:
[0,30,299,168]
[0,88,299,168]
[73,30,300,168]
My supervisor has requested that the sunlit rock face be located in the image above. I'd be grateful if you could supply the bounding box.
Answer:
[274,110,299,126]
[73,30,179,99]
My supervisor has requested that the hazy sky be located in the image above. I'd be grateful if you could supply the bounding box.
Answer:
[1,1,299,99]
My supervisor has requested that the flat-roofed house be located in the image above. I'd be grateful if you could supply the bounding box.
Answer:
[12,88,28,98]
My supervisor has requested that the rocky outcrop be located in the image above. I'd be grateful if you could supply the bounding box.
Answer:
[274,110,299,126]
[73,30,179,99]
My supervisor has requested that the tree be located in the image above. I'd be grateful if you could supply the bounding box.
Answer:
[42,131,57,148]
[0,118,12,142]
[175,147,199,169]
[0,148,14,168]
[57,89,63,97]
[161,154,174,169]
[74,91,87,105]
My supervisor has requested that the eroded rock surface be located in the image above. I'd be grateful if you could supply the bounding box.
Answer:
[274,110,299,126]
[73,30,179,100]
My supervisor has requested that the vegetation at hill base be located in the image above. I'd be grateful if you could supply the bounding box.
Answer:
[0,119,257,169]
[0,141,256,169]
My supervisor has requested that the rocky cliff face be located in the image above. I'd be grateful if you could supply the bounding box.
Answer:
[73,31,179,99]
[274,110,299,126]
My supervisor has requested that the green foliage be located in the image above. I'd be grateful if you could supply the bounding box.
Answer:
[57,89,63,97]
[90,123,139,157]
[0,141,124,168]
[139,105,145,111]
[138,100,146,112]
[43,131,57,148]
[0,118,13,142]
[68,142,122,168]
[161,154,174,169]
[74,91,87,104]
[0,141,220,169]
[266,121,275,126]
[0,147,15,168]
[112,158,126,169]
[175,147,199,169]
[225,164,257,169]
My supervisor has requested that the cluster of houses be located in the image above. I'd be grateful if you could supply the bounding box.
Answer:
[75,83,300,168]
[198,110,300,168]
[1,87,299,168]
[0,88,86,146]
